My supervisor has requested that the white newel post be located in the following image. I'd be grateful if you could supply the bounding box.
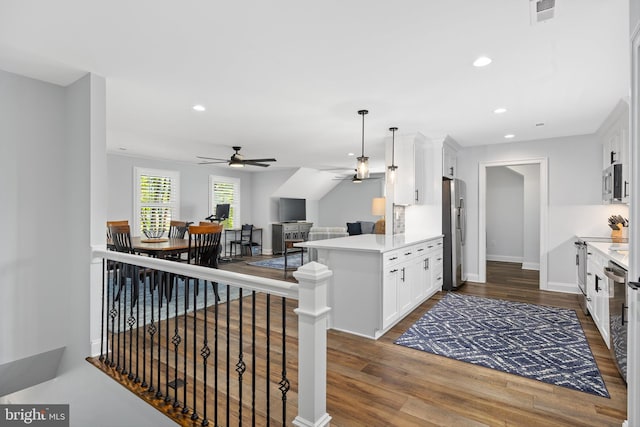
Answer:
[293,262,333,427]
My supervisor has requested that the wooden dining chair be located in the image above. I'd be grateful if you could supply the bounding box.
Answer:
[169,220,191,239]
[187,224,223,302]
[106,220,129,243]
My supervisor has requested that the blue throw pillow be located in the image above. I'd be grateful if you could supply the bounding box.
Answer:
[346,222,362,236]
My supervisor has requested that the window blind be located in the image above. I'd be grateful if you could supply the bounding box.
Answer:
[210,176,240,229]
[134,168,180,236]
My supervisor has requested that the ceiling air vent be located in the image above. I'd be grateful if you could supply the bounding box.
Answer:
[530,0,555,24]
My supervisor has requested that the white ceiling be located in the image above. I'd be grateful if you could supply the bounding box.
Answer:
[0,0,630,174]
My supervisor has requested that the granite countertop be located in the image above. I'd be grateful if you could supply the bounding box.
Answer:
[576,236,629,269]
[296,233,443,253]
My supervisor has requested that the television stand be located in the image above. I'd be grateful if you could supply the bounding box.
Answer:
[272,222,313,255]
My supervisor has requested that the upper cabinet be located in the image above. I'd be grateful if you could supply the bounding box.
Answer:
[393,133,426,205]
[599,99,630,204]
[442,139,458,179]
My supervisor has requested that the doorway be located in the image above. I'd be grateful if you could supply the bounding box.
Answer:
[478,158,548,290]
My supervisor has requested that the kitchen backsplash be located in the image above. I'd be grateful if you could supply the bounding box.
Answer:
[393,204,406,234]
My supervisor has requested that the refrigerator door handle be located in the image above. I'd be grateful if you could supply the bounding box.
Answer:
[459,198,466,245]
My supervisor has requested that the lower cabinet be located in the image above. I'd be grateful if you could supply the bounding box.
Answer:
[381,238,443,331]
[586,247,610,348]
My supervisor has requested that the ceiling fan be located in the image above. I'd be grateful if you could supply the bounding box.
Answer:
[197,146,276,168]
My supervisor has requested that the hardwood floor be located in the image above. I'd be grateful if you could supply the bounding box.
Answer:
[91,258,627,426]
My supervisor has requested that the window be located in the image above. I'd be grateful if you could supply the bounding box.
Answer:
[134,167,180,236]
[209,175,240,229]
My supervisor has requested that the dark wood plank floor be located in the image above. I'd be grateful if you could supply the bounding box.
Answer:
[90,257,627,426]
[221,257,627,426]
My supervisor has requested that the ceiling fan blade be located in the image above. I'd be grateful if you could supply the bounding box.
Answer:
[197,155,227,161]
[243,158,276,163]
[198,160,228,165]
[243,161,271,167]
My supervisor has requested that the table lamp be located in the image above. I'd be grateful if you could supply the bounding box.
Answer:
[372,197,386,234]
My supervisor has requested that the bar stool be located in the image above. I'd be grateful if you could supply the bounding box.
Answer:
[283,238,304,279]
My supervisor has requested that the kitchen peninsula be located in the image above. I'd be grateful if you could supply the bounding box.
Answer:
[297,233,443,339]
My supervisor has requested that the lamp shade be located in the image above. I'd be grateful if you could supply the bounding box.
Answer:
[371,197,386,216]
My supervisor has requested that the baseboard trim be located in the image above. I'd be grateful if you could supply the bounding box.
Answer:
[465,274,482,283]
[545,281,580,294]
[486,255,523,263]
[521,262,540,271]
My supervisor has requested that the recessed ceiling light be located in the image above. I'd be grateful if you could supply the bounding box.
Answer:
[192,104,206,112]
[493,108,507,114]
[473,56,492,67]
[504,134,515,139]
[347,152,355,156]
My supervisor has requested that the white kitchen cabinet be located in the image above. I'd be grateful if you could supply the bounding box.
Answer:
[443,141,457,179]
[393,133,426,205]
[586,247,610,347]
[599,99,630,204]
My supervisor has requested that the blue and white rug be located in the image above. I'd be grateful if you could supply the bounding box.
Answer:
[247,253,309,270]
[395,293,610,398]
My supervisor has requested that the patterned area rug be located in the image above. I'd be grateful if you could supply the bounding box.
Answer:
[247,253,309,270]
[395,293,609,398]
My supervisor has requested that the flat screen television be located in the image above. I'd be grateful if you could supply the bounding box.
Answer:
[279,197,306,222]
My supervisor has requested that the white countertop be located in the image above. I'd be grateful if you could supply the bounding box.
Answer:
[586,241,629,270]
[296,233,443,253]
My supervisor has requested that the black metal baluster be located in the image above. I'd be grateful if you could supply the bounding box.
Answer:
[108,264,116,367]
[266,293,271,426]
[127,267,136,379]
[121,265,128,375]
[279,297,290,425]
[116,265,123,372]
[172,274,181,407]
[147,270,156,393]
[182,278,190,415]
[213,282,219,427]
[252,291,256,426]
[165,272,171,403]
[201,281,211,427]
[142,269,150,389]
[100,260,106,362]
[134,267,142,384]
[226,285,231,427]
[236,288,245,426]
[156,270,163,399]
[191,278,199,421]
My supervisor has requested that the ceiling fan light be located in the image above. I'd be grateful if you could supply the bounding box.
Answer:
[356,156,369,179]
[229,159,244,167]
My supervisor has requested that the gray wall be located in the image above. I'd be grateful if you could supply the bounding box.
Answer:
[107,154,254,227]
[457,134,628,288]
[318,175,384,228]
[486,166,524,262]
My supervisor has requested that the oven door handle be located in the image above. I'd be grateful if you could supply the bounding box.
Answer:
[604,267,626,283]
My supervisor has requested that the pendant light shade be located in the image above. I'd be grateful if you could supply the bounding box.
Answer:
[387,127,398,184]
[356,109,370,180]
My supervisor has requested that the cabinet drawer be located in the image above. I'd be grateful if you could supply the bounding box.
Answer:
[383,250,401,268]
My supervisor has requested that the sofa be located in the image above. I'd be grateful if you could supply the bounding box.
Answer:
[346,220,376,236]
[306,226,349,261]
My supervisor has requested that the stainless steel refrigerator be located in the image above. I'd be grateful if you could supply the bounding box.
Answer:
[442,178,466,290]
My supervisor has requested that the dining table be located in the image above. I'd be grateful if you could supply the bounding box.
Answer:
[131,236,190,258]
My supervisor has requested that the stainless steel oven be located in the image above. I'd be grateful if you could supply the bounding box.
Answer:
[574,240,588,314]
[604,260,628,383]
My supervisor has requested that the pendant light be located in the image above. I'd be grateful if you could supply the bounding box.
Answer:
[387,127,398,184]
[356,109,370,180]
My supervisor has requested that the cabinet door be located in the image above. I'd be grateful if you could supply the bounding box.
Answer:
[382,267,400,328]
[395,136,416,205]
[413,141,425,205]
[621,127,631,203]
[431,251,443,293]
[443,144,457,179]
[397,264,412,313]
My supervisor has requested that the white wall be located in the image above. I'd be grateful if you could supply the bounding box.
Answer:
[486,167,524,262]
[318,175,384,228]
[457,134,628,288]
